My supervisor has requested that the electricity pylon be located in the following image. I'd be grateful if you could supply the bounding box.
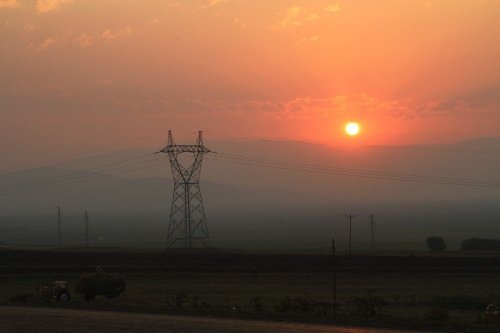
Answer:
[159,130,210,248]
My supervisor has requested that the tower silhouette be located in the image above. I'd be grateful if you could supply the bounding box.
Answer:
[159,130,210,248]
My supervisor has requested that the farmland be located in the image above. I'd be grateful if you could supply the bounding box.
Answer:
[1,248,500,332]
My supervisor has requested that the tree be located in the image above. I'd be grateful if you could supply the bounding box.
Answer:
[426,237,447,252]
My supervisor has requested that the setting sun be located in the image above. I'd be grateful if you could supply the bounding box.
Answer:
[345,122,360,136]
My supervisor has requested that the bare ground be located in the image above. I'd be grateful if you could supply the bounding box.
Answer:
[0,306,429,333]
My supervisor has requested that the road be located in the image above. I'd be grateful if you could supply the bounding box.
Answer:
[0,306,431,333]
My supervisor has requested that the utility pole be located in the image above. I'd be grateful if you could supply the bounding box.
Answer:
[84,211,89,247]
[331,238,337,315]
[370,214,375,251]
[57,206,62,248]
[345,214,356,255]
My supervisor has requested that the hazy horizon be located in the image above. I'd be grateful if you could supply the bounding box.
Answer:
[1,137,500,250]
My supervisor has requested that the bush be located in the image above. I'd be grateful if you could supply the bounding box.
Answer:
[352,290,388,317]
[426,307,449,321]
[461,238,500,251]
[10,294,33,303]
[426,236,447,252]
[249,296,263,312]
[75,273,126,301]
[483,304,500,324]
[434,295,493,310]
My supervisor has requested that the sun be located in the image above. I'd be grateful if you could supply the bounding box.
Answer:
[345,122,360,136]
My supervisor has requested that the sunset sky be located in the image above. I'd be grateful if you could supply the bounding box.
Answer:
[1,0,500,168]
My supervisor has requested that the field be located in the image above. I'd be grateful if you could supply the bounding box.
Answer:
[1,249,500,332]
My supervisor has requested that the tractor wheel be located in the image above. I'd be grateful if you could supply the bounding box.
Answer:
[58,292,70,302]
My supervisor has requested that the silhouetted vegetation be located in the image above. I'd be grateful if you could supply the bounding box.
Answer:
[426,236,446,252]
[3,249,500,332]
[462,238,500,251]
[425,307,449,322]
[351,290,388,317]
[75,273,126,301]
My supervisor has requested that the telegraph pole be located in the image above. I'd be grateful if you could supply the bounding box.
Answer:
[331,238,337,315]
[84,211,89,247]
[370,214,375,251]
[345,214,355,254]
[57,206,62,248]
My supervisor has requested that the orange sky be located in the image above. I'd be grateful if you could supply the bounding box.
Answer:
[1,0,500,168]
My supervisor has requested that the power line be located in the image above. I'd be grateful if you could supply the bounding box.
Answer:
[2,146,500,200]
[0,155,167,197]
[215,152,499,184]
[0,131,167,175]
[0,153,156,192]
[206,152,500,188]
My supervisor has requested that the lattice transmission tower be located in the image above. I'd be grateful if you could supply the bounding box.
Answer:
[158,130,211,248]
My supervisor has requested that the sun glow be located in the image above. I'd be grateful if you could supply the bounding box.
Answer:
[345,122,360,136]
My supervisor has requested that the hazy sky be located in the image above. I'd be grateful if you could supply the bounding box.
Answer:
[1,0,500,168]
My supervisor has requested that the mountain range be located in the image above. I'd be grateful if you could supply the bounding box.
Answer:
[1,137,499,250]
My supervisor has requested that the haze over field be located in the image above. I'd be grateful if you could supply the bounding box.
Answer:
[1,138,499,250]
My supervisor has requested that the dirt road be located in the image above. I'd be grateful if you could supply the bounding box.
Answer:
[0,306,431,333]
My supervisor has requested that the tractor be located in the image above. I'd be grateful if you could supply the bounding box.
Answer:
[38,280,71,302]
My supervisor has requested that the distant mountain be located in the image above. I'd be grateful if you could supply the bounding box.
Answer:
[1,138,499,250]
[3,137,499,210]
[455,137,500,149]
[0,166,307,216]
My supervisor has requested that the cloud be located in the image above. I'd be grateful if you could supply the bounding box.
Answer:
[24,24,37,32]
[72,33,92,48]
[141,93,500,124]
[275,3,340,29]
[233,17,248,29]
[38,37,56,49]
[101,26,133,40]
[276,6,315,28]
[325,4,340,13]
[301,35,320,42]
[0,0,20,8]
[36,0,73,14]
[199,0,226,10]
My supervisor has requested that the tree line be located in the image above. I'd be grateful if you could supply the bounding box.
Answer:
[426,237,500,252]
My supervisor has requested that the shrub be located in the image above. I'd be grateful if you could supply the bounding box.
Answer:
[10,294,33,303]
[175,292,186,307]
[438,295,492,310]
[75,273,126,301]
[249,296,264,312]
[483,304,500,324]
[426,307,449,321]
[426,236,447,252]
[352,290,388,317]
[273,296,292,313]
